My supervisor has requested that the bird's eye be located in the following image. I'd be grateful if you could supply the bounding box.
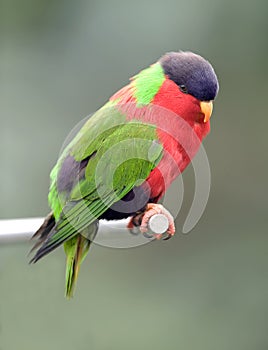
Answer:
[179,85,188,94]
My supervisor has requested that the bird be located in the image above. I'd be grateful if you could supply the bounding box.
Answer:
[30,51,219,298]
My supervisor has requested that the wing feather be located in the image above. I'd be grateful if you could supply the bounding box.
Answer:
[31,119,163,261]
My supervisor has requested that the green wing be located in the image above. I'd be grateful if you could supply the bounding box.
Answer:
[34,106,163,259]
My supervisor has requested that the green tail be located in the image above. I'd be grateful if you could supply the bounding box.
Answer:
[64,235,91,298]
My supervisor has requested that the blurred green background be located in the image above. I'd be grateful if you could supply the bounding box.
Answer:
[1,0,267,349]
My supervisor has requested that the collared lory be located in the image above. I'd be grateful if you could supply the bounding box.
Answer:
[30,51,219,297]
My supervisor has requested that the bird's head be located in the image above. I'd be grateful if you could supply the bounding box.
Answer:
[159,51,219,123]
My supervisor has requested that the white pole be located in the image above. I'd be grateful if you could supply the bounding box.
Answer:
[0,215,169,247]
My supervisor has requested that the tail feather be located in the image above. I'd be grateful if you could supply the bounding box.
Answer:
[64,235,91,298]
[29,212,55,254]
[64,222,98,298]
[30,213,98,298]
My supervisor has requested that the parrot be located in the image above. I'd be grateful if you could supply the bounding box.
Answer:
[30,51,219,298]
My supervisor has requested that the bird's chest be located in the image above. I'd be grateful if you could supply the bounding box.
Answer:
[146,135,191,200]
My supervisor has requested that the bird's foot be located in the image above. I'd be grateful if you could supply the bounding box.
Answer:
[127,203,175,240]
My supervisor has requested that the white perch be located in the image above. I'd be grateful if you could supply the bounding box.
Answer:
[0,214,169,248]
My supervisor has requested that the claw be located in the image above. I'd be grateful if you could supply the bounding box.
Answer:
[129,226,140,236]
[142,231,154,239]
[162,234,172,241]
[127,203,176,239]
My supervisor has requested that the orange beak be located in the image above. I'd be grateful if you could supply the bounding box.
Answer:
[200,101,213,123]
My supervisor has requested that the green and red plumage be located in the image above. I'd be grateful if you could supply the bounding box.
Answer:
[31,51,219,298]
